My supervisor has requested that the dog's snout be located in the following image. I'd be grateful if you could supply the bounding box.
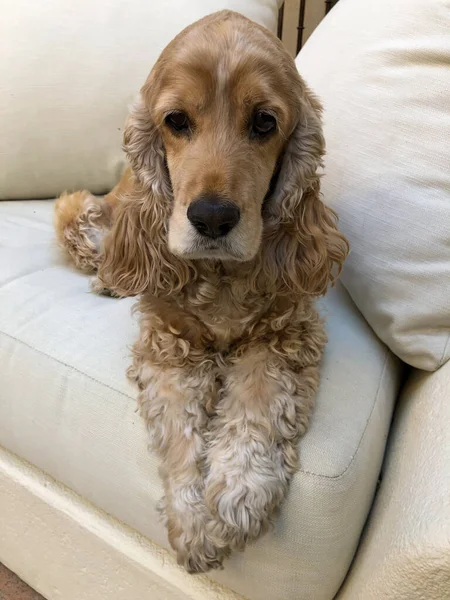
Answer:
[187,196,240,239]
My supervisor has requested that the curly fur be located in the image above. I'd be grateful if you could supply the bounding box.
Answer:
[54,10,349,573]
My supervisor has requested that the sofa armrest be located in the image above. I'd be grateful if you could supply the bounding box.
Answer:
[338,361,450,600]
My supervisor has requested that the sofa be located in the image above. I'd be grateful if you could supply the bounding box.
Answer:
[0,0,449,599]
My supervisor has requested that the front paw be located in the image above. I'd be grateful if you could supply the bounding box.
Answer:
[205,436,292,551]
[176,538,228,574]
[168,518,229,573]
[205,478,275,551]
[162,492,230,573]
[89,276,118,297]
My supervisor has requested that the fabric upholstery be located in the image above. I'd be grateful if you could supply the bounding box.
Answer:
[338,361,450,600]
[296,0,450,371]
[0,200,403,600]
[0,0,280,200]
[0,447,243,600]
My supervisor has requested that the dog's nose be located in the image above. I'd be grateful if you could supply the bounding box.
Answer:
[187,196,240,239]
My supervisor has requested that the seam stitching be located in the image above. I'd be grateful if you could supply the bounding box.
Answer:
[0,329,134,400]
[1,330,391,482]
[299,350,390,480]
[439,331,450,368]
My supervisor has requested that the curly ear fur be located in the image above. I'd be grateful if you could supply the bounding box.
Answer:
[97,188,195,297]
[123,94,172,199]
[262,90,349,296]
[97,96,195,297]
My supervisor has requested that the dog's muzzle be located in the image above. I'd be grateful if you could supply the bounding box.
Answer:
[187,195,240,239]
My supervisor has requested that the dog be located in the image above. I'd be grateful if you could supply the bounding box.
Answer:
[54,10,349,573]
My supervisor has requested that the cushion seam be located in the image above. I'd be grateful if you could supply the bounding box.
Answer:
[0,329,135,401]
[439,332,450,368]
[299,350,390,480]
[1,329,391,482]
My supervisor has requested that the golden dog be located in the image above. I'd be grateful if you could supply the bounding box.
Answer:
[54,10,348,573]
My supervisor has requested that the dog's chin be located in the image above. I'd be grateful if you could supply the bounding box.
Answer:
[169,239,258,263]
[173,246,249,262]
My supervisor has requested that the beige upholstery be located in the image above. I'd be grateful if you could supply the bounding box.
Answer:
[1,0,449,598]
[296,0,450,371]
[0,200,402,600]
[0,447,243,600]
[0,0,280,200]
[338,361,450,600]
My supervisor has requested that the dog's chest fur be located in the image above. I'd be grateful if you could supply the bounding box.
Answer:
[188,283,268,350]
[141,265,308,357]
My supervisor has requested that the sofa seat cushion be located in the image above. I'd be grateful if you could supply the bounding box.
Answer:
[0,200,403,600]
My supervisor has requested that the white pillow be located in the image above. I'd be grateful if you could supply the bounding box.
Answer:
[296,0,450,371]
[0,0,280,200]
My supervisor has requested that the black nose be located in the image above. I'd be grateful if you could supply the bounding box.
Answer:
[187,196,240,239]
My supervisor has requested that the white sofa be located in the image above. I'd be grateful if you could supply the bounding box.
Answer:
[0,1,449,599]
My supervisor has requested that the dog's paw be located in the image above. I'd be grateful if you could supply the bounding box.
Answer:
[175,533,229,574]
[205,482,275,551]
[55,192,112,274]
[89,276,118,297]
[205,435,289,551]
[166,503,230,573]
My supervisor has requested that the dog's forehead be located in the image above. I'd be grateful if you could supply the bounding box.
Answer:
[149,14,296,118]
[154,46,291,120]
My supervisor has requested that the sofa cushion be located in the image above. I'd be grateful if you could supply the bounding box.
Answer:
[0,0,280,200]
[296,0,450,371]
[0,200,403,600]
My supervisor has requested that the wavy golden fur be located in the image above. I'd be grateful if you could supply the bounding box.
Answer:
[54,11,348,573]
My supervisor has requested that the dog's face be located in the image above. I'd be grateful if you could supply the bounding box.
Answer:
[102,12,348,298]
[143,13,299,262]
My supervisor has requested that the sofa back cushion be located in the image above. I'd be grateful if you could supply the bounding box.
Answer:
[296,0,450,370]
[0,0,280,200]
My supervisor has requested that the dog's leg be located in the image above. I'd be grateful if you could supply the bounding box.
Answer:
[132,359,229,573]
[205,341,321,552]
[54,191,114,274]
[53,168,132,277]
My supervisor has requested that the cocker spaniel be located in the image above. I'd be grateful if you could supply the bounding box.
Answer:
[54,10,348,573]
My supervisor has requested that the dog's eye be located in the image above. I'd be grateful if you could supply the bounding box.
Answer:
[165,111,190,133]
[252,111,277,136]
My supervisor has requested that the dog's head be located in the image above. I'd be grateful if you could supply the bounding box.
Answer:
[100,11,348,296]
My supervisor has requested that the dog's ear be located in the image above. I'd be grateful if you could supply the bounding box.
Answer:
[97,189,194,298]
[97,93,194,297]
[264,89,349,296]
[123,94,172,198]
